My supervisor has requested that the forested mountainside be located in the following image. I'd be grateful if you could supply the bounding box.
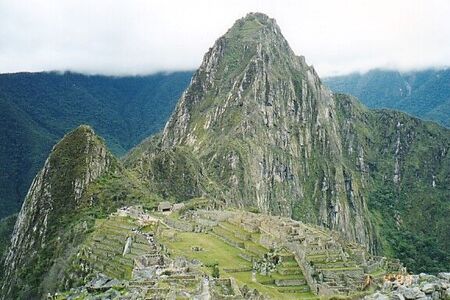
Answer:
[0,71,192,218]
[324,69,450,128]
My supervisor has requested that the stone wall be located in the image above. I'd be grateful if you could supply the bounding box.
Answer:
[164,218,194,232]
[287,241,320,295]
[187,209,396,298]
[259,232,279,249]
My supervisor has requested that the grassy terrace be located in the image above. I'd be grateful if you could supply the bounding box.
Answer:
[307,253,342,262]
[159,229,318,299]
[306,250,367,274]
[318,266,363,272]
[369,268,388,279]
[217,221,268,255]
[81,215,153,280]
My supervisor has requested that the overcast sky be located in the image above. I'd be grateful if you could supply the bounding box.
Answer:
[0,0,449,77]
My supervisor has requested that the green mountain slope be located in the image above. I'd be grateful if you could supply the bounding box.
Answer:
[324,69,450,127]
[126,13,450,272]
[0,71,192,218]
[334,94,450,272]
[0,99,54,216]
[0,125,161,299]
[1,125,117,298]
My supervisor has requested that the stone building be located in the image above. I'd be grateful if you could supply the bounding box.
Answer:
[158,201,172,213]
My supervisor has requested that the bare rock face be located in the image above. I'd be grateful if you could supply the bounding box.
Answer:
[1,125,115,299]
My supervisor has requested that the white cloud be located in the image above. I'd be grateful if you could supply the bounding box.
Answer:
[0,0,449,76]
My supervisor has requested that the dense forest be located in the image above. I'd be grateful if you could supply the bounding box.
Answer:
[0,71,192,218]
[324,68,450,128]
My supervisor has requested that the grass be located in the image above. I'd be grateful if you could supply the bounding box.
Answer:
[160,230,250,270]
[274,273,306,280]
[219,221,251,237]
[160,230,317,299]
[80,215,154,280]
[370,268,387,278]
[231,272,316,300]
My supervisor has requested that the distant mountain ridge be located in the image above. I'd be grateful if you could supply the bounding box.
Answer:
[324,68,450,127]
[0,71,192,218]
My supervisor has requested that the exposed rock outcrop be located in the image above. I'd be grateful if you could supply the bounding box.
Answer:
[364,273,450,300]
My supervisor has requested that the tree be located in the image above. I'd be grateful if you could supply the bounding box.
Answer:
[212,264,220,278]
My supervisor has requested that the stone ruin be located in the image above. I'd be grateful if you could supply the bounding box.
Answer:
[54,206,408,299]
[189,209,400,297]
[61,206,246,299]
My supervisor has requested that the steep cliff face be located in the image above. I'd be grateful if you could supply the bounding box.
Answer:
[1,125,115,299]
[128,13,450,270]
[334,94,450,271]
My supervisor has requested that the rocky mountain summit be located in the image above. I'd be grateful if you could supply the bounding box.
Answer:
[128,12,449,270]
[1,12,449,300]
[131,12,379,251]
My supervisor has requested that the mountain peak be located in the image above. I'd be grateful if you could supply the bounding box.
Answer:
[73,123,95,134]
[243,12,271,21]
[235,12,277,29]
[141,14,449,274]
[224,12,285,46]
[159,13,375,249]
[2,125,115,298]
[50,124,98,153]
[161,13,314,148]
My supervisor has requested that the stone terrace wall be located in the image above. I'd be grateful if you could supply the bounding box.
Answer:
[188,209,392,297]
